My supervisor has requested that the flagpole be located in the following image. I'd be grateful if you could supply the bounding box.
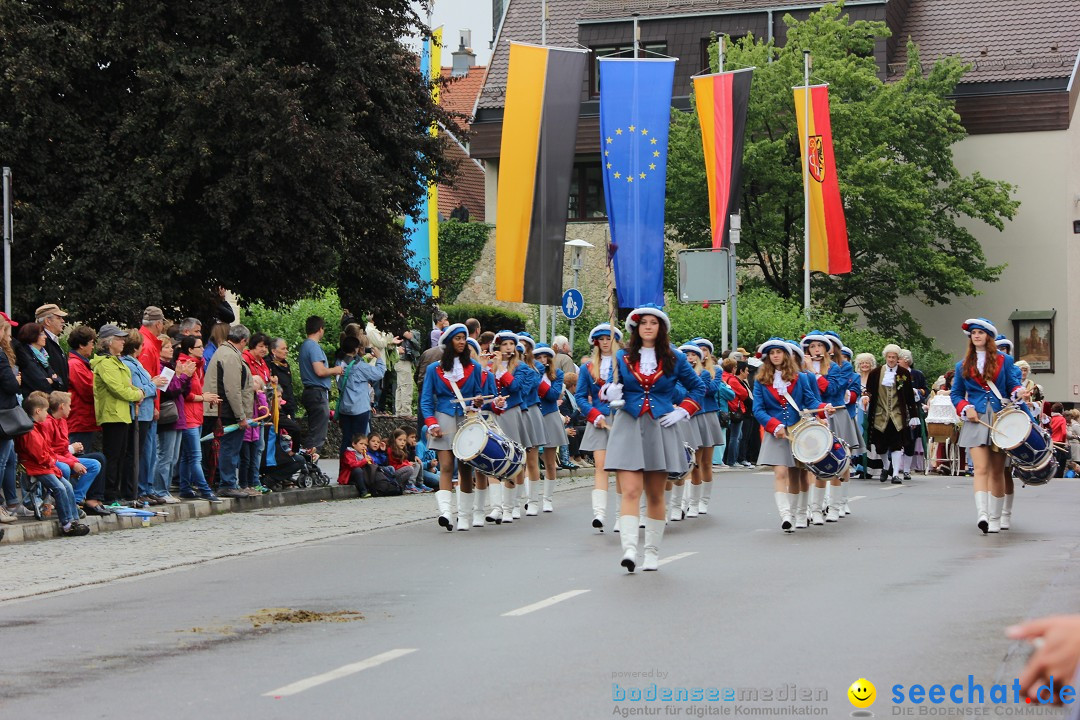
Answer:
[538,0,549,342]
[802,50,811,312]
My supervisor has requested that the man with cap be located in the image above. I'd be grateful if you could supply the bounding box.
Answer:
[35,303,69,390]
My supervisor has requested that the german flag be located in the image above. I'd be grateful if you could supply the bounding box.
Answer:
[495,43,588,305]
[793,84,851,275]
[693,68,754,249]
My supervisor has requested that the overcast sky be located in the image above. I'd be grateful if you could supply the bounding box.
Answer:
[407,1,495,67]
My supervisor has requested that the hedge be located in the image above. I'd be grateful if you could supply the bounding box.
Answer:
[441,303,529,333]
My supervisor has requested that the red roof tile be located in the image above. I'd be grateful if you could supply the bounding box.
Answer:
[890,0,1080,84]
[440,66,488,129]
[437,135,486,221]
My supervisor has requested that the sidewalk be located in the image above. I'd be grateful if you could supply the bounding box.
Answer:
[0,470,601,603]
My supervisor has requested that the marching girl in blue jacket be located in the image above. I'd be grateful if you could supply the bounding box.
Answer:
[463,337,500,528]
[601,305,705,573]
[576,323,622,532]
[951,318,1030,534]
[491,331,533,522]
[788,339,825,527]
[810,331,861,521]
[994,333,1019,530]
[671,342,717,520]
[693,337,736,510]
[419,323,487,532]
[533,343,566,514]
[753,338,832,533]
[515,332,544,517]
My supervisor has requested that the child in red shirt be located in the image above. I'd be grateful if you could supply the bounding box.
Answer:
[338,433,374,497]
[13,392,89,536]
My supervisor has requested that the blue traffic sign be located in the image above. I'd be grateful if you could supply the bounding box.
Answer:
[561,289,584,320]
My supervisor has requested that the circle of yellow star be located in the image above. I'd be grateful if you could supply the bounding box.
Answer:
[639,172,647,179]
[613,171,621,179]
[649,163,656,170]
[628,124,636,132]
[615,128,623,135]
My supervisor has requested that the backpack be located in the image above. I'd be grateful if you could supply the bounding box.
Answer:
[371,466,403,496]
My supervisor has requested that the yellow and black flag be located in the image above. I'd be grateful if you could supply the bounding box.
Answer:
[495,43,588,305]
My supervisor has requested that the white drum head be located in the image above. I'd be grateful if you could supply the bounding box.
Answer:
[452,422,488,460]
[791,423,832,463]
[991,410,1029,449]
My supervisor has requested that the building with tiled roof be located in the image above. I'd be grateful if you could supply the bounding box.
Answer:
[464,0,1080,399]
[437,33,488,222]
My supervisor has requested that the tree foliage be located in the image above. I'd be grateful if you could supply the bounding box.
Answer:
[436,220,491,303]
[0,0,456,326]
[665,2,1019,341]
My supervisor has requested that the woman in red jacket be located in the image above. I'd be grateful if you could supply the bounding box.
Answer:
[66,325,99,450]
[1049,402,1068,478]
[176,336,221,502]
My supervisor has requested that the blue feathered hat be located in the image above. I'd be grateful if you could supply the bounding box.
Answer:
[516,331,536,350]
[962,318,998,338]
[841,345,853,359]
[625,303,671,332]
[466,337,481,355]
[786,339,805,360]
[588,323,623,343]
[533,342,555,357]
[494,329,519,346]
[691,337,714,354]
[822,330,843,350]
[678,343,703,358]
[757,337,792,357]
[801,330,832,349]
[995,334,1013,354]
[439,323,468,347]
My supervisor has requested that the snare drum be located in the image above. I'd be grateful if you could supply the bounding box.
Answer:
[452,418,526,480]
[667,443,697,481]
[790,421,850,479]
[1015,454,1056,486]
[990,407,1052,470]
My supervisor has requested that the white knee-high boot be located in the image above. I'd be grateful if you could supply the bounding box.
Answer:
[435,489,453,531]
[699,480,713,515]
[975,491,989,534]
[619,515,639,572]
[794,491,809,529]
[472,487,487,527]
[825,484,841,522]
[542,478,555,513]
[809,485,826,525]
[1001,493,1014,530]
[613,493,622,532]
[502,483,516,523]
[774,491,794,533]
[840,481,850,515]
[642,517,665,571]
[591,488,607,529]
[988,494,1004,533]
[486,483,503,523]
[513,483,524,519]
[668,483,685,522]
[686,483,701,518]
[524,477,538,516]
[456,491,473,531]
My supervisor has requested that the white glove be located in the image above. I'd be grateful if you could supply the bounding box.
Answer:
[908,417,921,428]
[599,383,623,403]
[659,407,690,427]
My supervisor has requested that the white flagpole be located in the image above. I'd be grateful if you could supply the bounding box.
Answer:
[802,50,811,312]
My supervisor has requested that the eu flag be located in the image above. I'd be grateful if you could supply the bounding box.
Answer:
[599,58,676,308]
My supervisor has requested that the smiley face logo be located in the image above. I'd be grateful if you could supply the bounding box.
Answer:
[848,678,876,708]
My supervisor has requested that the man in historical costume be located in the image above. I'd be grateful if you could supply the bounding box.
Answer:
[897,349,928,481]
[862,344,920,484]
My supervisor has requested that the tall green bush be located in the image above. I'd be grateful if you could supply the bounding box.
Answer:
[437,220,491,303]
[442,303,529,333]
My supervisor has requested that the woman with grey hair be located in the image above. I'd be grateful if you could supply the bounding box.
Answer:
[852,352,876,479]
[91,325,146,505]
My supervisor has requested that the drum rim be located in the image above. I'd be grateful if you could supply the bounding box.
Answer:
[790,422,832,463]
[451,421,490,461]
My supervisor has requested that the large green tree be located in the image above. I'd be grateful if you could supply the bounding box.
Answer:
[666,3,1018,340]
[0,0,454,326]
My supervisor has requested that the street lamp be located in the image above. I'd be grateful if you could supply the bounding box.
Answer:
[565,238,594,351]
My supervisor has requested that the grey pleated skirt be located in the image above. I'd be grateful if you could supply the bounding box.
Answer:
[758,431,797,468]
[580,420,610,452]
[541,410,568,447]
[605,412,690,474]
[958,411,992,448]
[679,414,703,448]
[830,411,863,452]
[693,412,725,447]
[525,405,546,447]
[499,406,537,447]
[428,411,466,451]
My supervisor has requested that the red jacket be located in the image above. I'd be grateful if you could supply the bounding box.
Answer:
[41,415,79,467]
[387,450,413,471]
[724,372,749,412]
[67,351,99,433]
[242,350,271,382]
[1050,414,1067,443]
[338,448,372,485]
[14,423,62,478]
[139,326,162,410]
[181,353,205,428]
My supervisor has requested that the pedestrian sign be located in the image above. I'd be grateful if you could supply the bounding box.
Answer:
[561,289,584,320]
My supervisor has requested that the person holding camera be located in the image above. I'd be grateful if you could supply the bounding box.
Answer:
[335,336,386,460]
[394,329,421,416]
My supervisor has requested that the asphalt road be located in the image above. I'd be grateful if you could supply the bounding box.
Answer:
[2,470,1078,719]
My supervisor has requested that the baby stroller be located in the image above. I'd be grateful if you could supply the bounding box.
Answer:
[261,425,331,491]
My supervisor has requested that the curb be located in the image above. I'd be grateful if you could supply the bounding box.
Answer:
[0,485,362,545]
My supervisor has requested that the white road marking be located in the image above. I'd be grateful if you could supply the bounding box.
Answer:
[848,495,867,503]
[264,648,417,697]
[657,551,697,566]
[502,589,590,617]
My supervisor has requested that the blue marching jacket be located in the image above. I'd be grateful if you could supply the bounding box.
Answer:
[535,364,564,416]
[420,359,485,428]
[698,369,723,413]
[951,355,1025,416]
[753,372,827,435]
[495,362,534,410]
[818,360,854,407]
[520,363,542,411]
[607,348,705,419]
[576,360,613,424]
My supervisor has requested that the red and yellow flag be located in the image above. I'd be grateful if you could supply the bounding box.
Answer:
[793,84,850,275]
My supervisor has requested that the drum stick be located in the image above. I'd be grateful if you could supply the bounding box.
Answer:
[605,231,625,410]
